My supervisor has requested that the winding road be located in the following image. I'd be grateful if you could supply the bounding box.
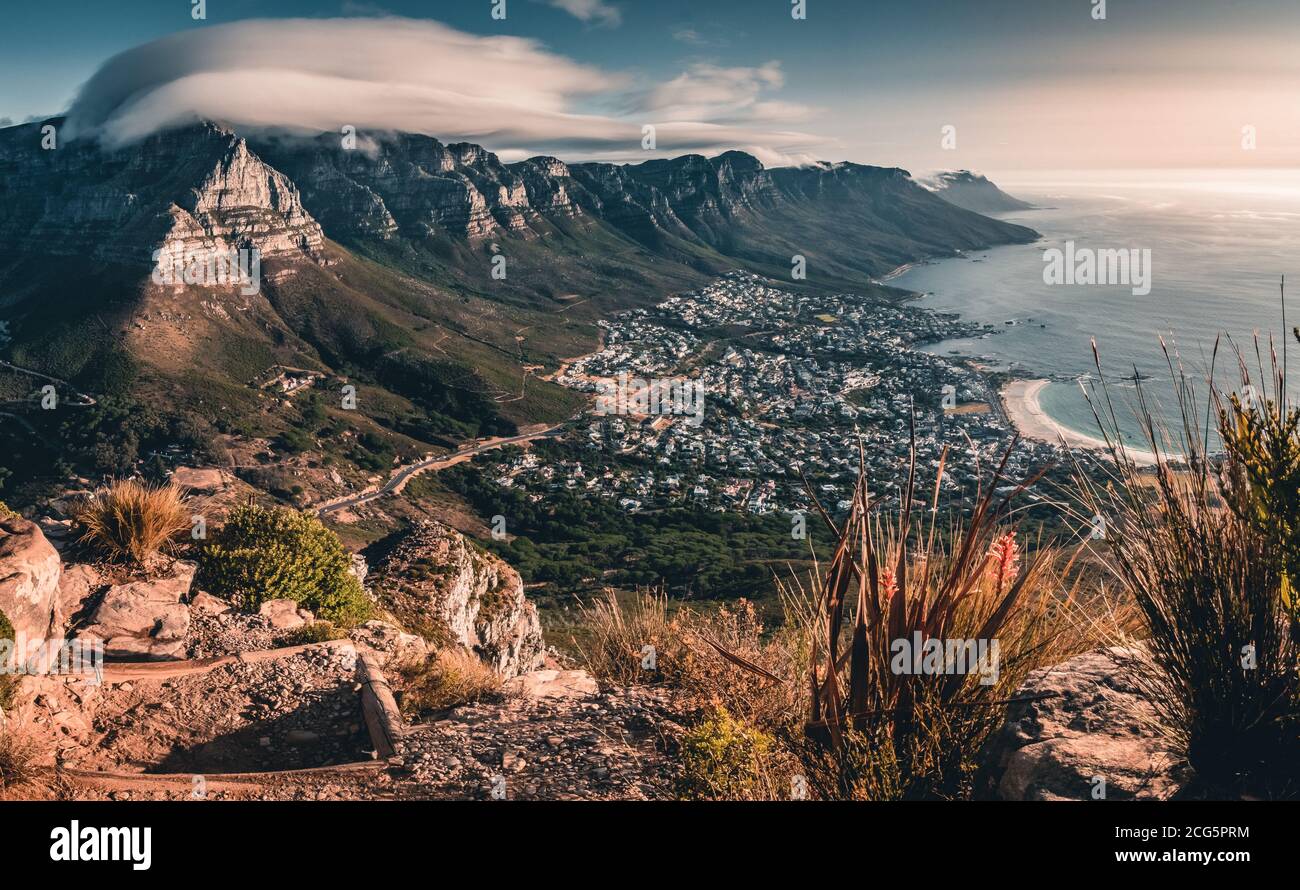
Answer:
[315,425,563,516]
[0,358,98,407]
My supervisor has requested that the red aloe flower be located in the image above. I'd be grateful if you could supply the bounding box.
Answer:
[879,567,898,603]
[988,530,1021,592]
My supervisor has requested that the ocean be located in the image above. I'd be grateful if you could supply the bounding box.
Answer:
[893,169,1300,451]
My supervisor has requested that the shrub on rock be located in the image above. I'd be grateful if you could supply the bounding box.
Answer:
[198,505,372,627]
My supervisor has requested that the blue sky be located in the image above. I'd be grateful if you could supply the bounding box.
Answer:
[5,0,1300,172]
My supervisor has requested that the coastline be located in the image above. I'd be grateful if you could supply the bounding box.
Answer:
[1001,378,1160,467]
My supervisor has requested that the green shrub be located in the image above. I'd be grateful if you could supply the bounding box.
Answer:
[199,505,373,627]
[284,621,348,645]
[0,608,16,711]
[677,706,773,801]
[0,500,14,520]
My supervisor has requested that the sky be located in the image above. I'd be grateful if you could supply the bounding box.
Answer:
[4,0,1300,175]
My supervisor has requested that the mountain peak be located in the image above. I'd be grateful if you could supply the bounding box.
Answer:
[919,169,1036,213]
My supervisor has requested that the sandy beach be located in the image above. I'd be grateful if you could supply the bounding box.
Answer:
[1001,379,1160,467]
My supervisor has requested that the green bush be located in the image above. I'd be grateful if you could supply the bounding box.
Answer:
[676,706,772,801]
[0,500,14,520]
[283,621,348,645]
[0,608,16,711]
[199,505,373,627]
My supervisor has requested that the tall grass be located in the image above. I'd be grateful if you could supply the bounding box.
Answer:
[577,589,802,728]
[72,479,191,563]
[1072,332,1300,798]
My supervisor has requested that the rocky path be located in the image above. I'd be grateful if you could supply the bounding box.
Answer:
[392,678,683,801]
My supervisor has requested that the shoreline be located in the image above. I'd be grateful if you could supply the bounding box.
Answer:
[1001,378,1160,467]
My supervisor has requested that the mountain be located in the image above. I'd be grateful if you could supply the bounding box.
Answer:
[253,135,1038,298]
[919,170,1036,214]
[0,118,1038,490]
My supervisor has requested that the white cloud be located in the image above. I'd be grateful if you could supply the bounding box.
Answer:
[671,27,728,48]
[63,17,828,163]
[643,62,816,125]
[544,0,622,27]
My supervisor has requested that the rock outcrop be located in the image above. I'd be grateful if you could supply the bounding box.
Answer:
[0,517,62,661]
[979,647,1188,800]
[371,521,543,678]
[81,560,198,661]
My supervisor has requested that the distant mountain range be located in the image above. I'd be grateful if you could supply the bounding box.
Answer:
[0,118,1038,480]
[920,170,1037,214]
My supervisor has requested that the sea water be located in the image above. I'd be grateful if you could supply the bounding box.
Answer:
[893,169,1300,450]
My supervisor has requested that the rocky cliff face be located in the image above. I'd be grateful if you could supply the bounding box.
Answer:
[255,133,572,243]
[0,119,324,265]
[370,521,544,678]
[0,118,1037,285]
[250,131,1038,275]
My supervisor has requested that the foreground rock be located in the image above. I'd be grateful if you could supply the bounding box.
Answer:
[0,516,62,657]
[371,521,543,678]
[54,564,103,631]
[81,561,197,661]
[18,643,365,775]
[349,620,428,667]
[503,669,599,700]
[979,647,1188,800]
[258,598,314,630]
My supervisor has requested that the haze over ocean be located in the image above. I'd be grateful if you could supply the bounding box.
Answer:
[894,169,1300,451]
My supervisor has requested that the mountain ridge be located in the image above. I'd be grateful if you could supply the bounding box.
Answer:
[0,118,1039,492]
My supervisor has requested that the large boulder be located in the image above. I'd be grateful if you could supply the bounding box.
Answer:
[53,563,104,632]
[978,647,1188,800]
[371,521,543,678]
[81,560,197,661]
[503,669,599,701]
[0,517,62,663]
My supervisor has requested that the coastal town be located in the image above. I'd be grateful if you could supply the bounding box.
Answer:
[469,272,1068,520]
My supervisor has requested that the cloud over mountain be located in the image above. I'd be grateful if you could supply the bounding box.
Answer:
[62,17,827,164]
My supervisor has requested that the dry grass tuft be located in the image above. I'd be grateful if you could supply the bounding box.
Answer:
[72,479,191,563]
[0,725,49,796]
[574,588,690,687]
[392,648,502,718]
